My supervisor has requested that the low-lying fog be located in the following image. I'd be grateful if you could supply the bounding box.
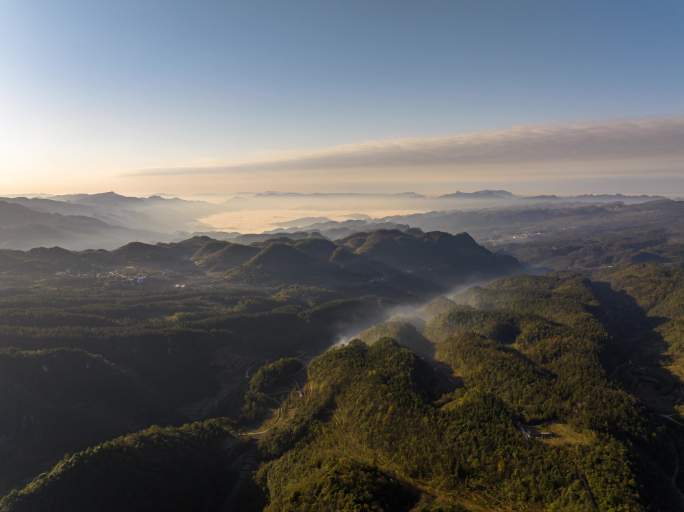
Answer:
[199,193,525,233]
[331,279,491,352]
[198,191,664,234]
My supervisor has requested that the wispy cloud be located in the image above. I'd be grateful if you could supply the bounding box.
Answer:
[129,117,684,177]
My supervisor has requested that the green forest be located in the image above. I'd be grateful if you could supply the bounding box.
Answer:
[0,230,682,511]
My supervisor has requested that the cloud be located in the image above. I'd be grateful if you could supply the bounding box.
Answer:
[129,117,684,177]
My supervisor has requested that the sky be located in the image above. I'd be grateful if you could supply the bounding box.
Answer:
[1,0,684,196]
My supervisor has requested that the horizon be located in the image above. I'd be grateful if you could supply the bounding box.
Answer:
[3,186,680,236]
[2,188,682,200]
[2,1,684,196]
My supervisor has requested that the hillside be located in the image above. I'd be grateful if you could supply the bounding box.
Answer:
[0,230,519,296]
[51,192,223,232]
[0,200,163,250]
[0,420,258,512]
[253,274,682,510]
[254,337,642,510]
[226,243,351,287]
[0,348,171,494]
[0,193,223,250]
[0,201,154,251]
[0,229,682,510]
[192,240,260,272]
[596,264,684,410]
[342,229,519,285]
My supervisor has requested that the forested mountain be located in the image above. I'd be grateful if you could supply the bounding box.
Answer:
[2,270,683,511]
[0,230,519,293]
[0,420,257,512]
[0,348,171,492]
[0,220,682,511]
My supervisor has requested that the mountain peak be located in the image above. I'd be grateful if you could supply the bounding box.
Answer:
[439,189,515,200]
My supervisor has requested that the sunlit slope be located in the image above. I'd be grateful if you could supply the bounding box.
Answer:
[256,339,640,511]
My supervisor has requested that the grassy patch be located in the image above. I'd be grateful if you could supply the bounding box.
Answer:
[540,422,596,447]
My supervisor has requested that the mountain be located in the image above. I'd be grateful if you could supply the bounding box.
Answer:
[251,273,682,510]
[4,192,222,233]
[376,198,684,248]
[266,219,411,240]
[1,237,683,510]
[5,190,671,253]
[0,201,162,251]
[0,193,229,250]
[0,197,97,217]
[226,242,358,288]
[358,319,433,357]
[0,229,519,298]
[271,216,333,228]
[570,193,667,202]
[0,348,171,494]
[439,189,515,200]
[436,190,666,203]
[269,196,677,245]
[0,420,256,512]
[231,231,326,245]
[291,237,339,260]
[341,229,520,285]
[107,241,201,272]
[0,201,106,229]
[51,192,223,232]
[54,191,148,206]
[192,240,261,272]
[220,230,519,292]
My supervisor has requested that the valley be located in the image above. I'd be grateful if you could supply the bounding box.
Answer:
[0,206,682,510]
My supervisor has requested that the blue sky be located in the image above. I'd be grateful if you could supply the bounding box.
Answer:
[1,0,683,194]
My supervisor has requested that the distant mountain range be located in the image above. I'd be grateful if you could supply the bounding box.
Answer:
[267,198,684,245]
[0,190,670,251]
[438,189,515,199]
[245,189,666,202]
[0,193,223,250]
[0,201,160,251]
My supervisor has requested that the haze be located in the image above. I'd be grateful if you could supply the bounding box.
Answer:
[1,0,684,197]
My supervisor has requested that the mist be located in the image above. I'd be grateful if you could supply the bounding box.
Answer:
[330,278,495,354]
